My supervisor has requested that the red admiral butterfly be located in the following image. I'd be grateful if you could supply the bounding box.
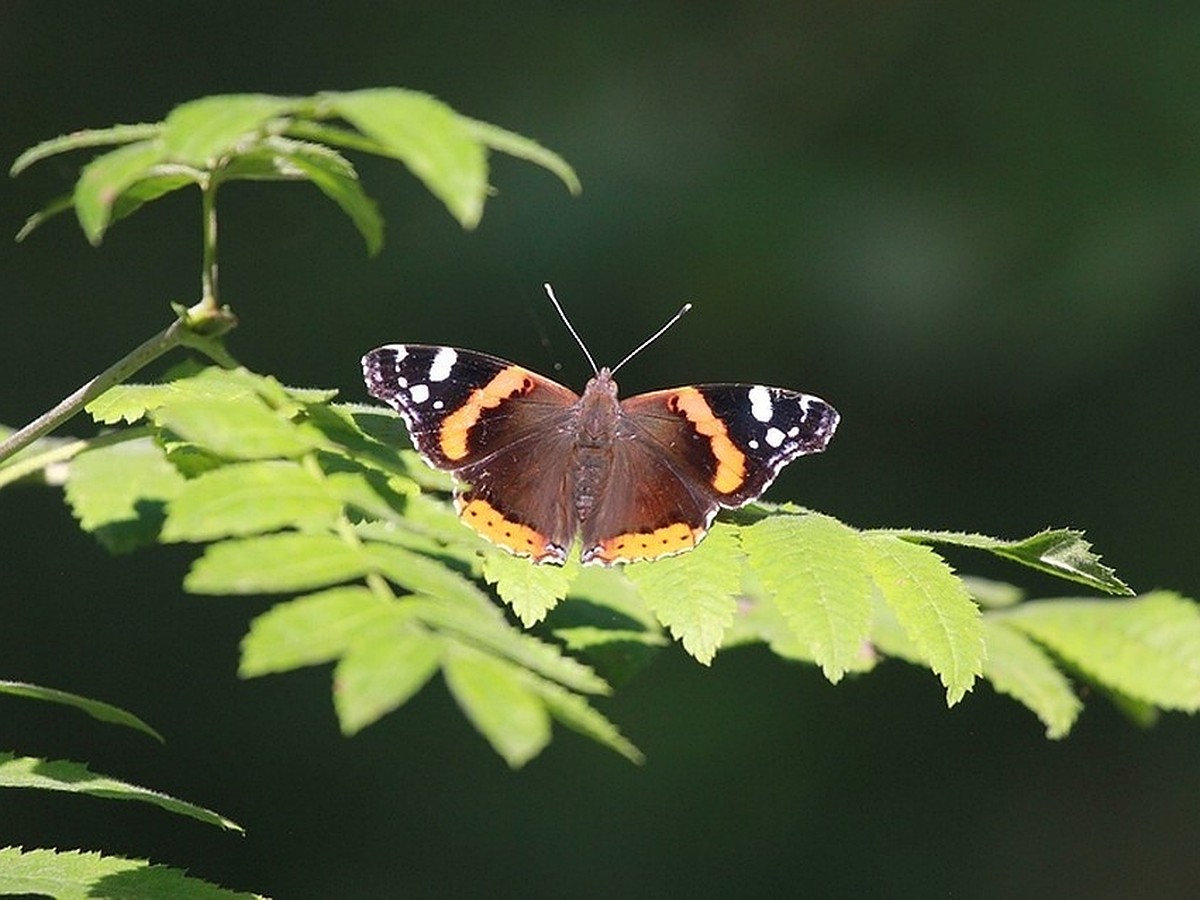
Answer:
[362,286,839,566]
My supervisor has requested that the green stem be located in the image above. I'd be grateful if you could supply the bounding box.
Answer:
[200,174,220,310]
[0,302,237,466]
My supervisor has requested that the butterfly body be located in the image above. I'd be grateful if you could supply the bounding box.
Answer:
[362,343,839,566]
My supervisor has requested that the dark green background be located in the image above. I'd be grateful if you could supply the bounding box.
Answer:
[4,3,1199,897]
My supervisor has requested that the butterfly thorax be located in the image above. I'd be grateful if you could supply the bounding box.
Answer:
[572,368,623,522]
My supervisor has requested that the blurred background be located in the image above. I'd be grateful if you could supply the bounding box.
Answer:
[3,2,1199,897]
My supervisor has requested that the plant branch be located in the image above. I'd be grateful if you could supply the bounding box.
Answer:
[0,302,237,466]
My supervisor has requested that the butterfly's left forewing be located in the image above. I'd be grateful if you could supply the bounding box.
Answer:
[362,344,580,470]
[362,344,583,563]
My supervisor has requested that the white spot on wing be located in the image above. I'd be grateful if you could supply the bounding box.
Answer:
[748,385,773,423]
[409,383,430,404]
[765,426,786,448]
[429,347,457,382]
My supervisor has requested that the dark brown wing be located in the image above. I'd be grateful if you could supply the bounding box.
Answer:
[362,344,583,563]
[578,383,839,565]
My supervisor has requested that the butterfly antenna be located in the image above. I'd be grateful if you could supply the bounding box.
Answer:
[610,302,693,375]
[544,283,599,376]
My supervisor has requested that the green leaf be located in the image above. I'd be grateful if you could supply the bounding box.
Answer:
[186,534,369,595]
[162,460,341,542]
[625,524,742,665]
[563,564,659,631]
[553,627,668,651]
[109,170,199,226]
[743,514,874,682]
[64,437,185,552]
[162,93,300,165]
[482,549,575,626]
[463,117,582,195]
[334,619,441,734]
[862,533,984,705]
[239,586,396,676]
[442,644,551,768]
[273,139,383,255]
[75,139,166,244]
[0,752,242,832]
[323,88,488,229]
[154,397,327,460]
[14,191,74,241]
[87,366,310,426]
[0,680,163,742]
[890,527,1132,596]
[365,541,494,609]
[0,846,268,900]
[1001,591,1200,711]
[530,678,644,764]
[979,619,1081,739]
[10,122,161,175]
[407,595,609,696]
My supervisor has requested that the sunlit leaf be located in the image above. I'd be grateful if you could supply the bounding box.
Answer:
[323,88,488,228]
[862,533,984,705]
[442,644,551,768]
[0,846,267,900]
[162,460,341,542]
[0,752,242,832]
[0,680,162,742]
[1002,591,1200,711]
[186,534,369,595]
[743,514,874,682]
[482,549,574,626]
[625,524,742,665]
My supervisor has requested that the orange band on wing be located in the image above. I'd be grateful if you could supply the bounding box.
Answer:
[439,366,533,461]
[586,522,704,565]
[458,497,562,562]
[669,387,746,493]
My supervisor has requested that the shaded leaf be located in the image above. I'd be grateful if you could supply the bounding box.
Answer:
[109,171,199,226]
[980,619,1082,739]
[0,680,162,742]
[75,140,165,244]
[14,191,74,241]
[0,752,242,832]
[274,140,383,255]
[64,438,184,552]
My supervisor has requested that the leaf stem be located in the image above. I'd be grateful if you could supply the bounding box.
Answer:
[0,302,237,466]
[199,174,220,310]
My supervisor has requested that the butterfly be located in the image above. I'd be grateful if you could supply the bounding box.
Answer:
[362,285,839,565]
